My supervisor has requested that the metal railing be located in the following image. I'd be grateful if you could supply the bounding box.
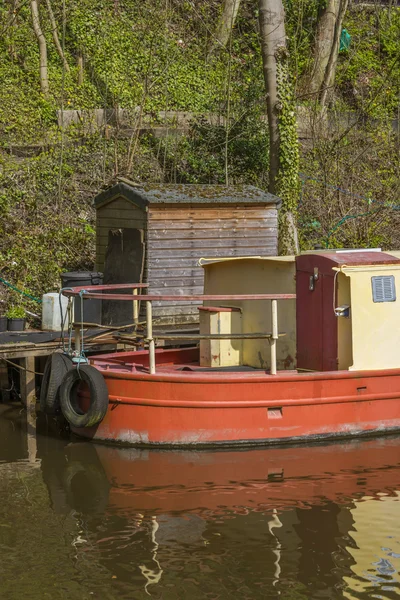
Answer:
[62,285,296,375]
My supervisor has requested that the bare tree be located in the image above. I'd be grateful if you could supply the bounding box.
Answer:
[258,0,299,255]
[208,0,241,57]
[7,0,20,61]
[320,0,349,106]
[30,0,49,96]
[309,0,349,105]
[309,0,339,96]
[45,0,70,73]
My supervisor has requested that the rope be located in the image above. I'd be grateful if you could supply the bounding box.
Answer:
[0,356,44,376]
[0,276,41,303]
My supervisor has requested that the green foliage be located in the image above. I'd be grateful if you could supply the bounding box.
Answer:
[0,0,400,314]
[6,305,25,319]
[275,54,301,254]
[335,7,400,117]
[155,104,270,186]
[276,59,300,215]
[283,0,321,81]
[0,137,104,312]
[299,123,400,250]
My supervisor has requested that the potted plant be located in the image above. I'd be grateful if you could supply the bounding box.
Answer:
[6,306,26,331]
[0,315,6,332]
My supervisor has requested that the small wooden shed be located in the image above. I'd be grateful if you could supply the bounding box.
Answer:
[94,180,281,326]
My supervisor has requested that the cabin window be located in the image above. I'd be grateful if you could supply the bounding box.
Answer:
[371,275,396,303]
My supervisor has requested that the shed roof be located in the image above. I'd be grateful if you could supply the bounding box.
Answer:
[93,180,281,210]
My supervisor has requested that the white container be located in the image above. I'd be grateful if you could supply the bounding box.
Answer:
[42,293,70,331]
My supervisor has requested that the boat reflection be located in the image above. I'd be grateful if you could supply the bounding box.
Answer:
[1,406,399,598]
[39,435,400,599]
[59,436,400,514]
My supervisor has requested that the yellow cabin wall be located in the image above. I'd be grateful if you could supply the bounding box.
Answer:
[345,266,400,371]
[202,257,296,370]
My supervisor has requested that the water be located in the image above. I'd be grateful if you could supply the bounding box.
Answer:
[0,405,400,600]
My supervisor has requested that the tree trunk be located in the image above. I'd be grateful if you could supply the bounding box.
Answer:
[8,0,20,60]
[44,0,70,73]
[309,0,339,98]
[30,0,49,96]
[319,0,349,107]
[258,0,300,255]
[208,0,241,57]
[308,0,348,105]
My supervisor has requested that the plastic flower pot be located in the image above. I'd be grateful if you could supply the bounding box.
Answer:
[0,316,7,332]
[7,318,26,332]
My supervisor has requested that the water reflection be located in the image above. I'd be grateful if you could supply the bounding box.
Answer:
[0,405,400,599]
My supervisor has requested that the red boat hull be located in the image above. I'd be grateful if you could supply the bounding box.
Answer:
[73,348,400,447]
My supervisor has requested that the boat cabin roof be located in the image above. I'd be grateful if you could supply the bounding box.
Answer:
[200,250,400,270]
[199,255,295,266]
[299,250,400,268]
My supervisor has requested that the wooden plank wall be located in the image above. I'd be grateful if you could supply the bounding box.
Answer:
[147,204,278,325]
[95,197,146,272]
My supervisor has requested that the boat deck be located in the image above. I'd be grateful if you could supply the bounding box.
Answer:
[90,346,297,378]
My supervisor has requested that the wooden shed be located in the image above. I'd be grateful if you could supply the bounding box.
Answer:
[94,180,281,326]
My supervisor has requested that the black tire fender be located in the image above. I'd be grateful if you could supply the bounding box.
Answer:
[40,352,73,414]
[60,364,109,428]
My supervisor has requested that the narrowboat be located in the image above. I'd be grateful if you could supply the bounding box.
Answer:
[52,249,400,447]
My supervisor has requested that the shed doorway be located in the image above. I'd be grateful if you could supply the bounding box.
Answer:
[102,228,145,326]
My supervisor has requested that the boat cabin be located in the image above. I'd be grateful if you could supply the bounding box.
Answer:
[199,256,296,370]
[200,250,400,372]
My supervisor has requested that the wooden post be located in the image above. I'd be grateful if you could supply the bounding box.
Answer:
[270,299,278,375]
[146,300,156,374]
[133,287,139,326]
[26,408,37,463]
[74,325,81,356]
[67,299,73,329]
[21,356,36,411]
[0,361,10,402]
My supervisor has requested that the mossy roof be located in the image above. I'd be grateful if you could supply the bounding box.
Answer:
[93,179,281,210]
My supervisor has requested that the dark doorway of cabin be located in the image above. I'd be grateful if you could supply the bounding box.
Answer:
[102,228,145,326]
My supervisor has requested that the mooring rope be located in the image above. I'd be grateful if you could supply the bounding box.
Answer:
[0,276,41,303]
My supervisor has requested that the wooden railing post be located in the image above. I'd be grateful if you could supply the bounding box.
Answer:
[74,325,81,356]
[133,287,139,326]
[146,300,156,374]
[270,299,278,375]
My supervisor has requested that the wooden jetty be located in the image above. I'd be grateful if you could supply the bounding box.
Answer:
[0,331,121,409]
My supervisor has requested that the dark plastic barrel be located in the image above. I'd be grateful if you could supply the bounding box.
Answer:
[61,271,103,326]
